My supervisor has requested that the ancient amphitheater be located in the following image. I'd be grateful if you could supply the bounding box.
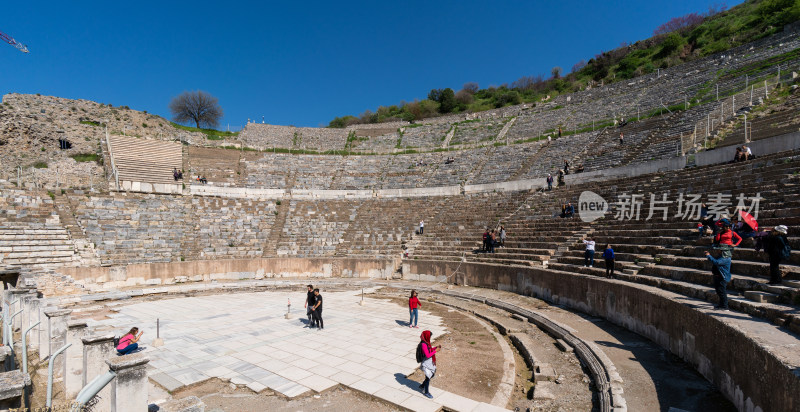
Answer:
[1,26,800,412]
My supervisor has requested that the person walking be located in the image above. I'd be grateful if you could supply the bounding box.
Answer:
[547,174,553,190]
[705,219,741,311]
[117,327,143,355]
[311,288,323,329]
[619,132,624,145]
[583,237,596,267]
[417,330,441,399]
[763,225,790,284]
[602,244,615,278]
[499,226,506,247]
[304,284,316,327]
[419,220,424,235]
[408,290,421,328]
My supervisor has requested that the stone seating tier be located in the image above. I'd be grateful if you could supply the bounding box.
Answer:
[108,135,183,186]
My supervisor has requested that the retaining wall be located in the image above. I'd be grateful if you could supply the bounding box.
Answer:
[406,260,799,412]
[695,131,800,167]
[57,258,395,288]
[188,131,800,201]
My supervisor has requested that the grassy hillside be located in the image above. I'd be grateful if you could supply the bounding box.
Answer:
[329,0,800,127]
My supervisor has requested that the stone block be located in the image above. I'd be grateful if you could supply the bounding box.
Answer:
[555,339,573,353]
[535,363,558,382]
[533,381,557,400]
[743,291,779,303]
[107,353,150,412]
[82,334,115,412]
[65,320,88,398]
[0,370,31,410]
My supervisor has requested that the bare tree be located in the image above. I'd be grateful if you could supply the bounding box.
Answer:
[462,82,479,94]
[169,90,223,129]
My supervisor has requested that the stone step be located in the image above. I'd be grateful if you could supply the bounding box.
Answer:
[743,290,781,304]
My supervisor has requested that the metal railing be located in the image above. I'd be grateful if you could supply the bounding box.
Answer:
[105,126,120,190]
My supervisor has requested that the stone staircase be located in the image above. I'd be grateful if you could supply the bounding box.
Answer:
[108,134,183,189]
[53,195,100,266]
[264,198,291,256]
[0,219,79,269]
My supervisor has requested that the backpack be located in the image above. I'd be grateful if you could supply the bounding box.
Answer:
[415,342,425,363]
[113,336,120,347]
[781,237,792,259]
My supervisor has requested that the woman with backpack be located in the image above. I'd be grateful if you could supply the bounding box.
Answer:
[764,225,790,285]
[117,327,143,355]
[416,330,441,399]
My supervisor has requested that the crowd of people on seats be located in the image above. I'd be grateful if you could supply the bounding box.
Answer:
[481,226,505,253]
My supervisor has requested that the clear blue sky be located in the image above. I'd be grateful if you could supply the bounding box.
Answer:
[3,0,741,128]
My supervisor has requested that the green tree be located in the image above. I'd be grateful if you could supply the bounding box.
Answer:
[438,88,456,113]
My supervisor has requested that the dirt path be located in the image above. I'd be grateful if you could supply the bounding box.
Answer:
[380,294,506,404]
[174,379,404,412]
[431,293,594,411]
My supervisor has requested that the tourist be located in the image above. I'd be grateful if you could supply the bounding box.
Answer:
[619,132,624,145]
[558,169,565,185]
[311,288,323,329]
[173,168,180,181]
[417,330,441,399]
[564,160,570,175]
[547,135,551,143]
[583,237,596,267]
[733,147,743,163]
[499,226,506,247]
[419,220,424,235]
[409,290,421,328]
[304,284,316,327]
[558,126,562,138]
[733,218,757,240]
[547,174,553,190]
[482,228,490,252]
[117,327,143,355]
[564,202,575,218]
[704,248,732,311]
[698,203,714,236]
[575,164,584,173]
[743,145,753,160]
[487,230,496,254]
[603,244,615,278]
[704,219,741,311]
[763,225,790,285]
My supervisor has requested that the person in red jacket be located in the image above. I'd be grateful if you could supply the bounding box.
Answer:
[715,219,742,247]
[409,290,422,328]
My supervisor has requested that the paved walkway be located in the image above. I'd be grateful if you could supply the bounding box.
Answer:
[90,289,508,412]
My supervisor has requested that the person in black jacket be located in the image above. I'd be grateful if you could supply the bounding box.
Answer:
[764,225,790,285]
